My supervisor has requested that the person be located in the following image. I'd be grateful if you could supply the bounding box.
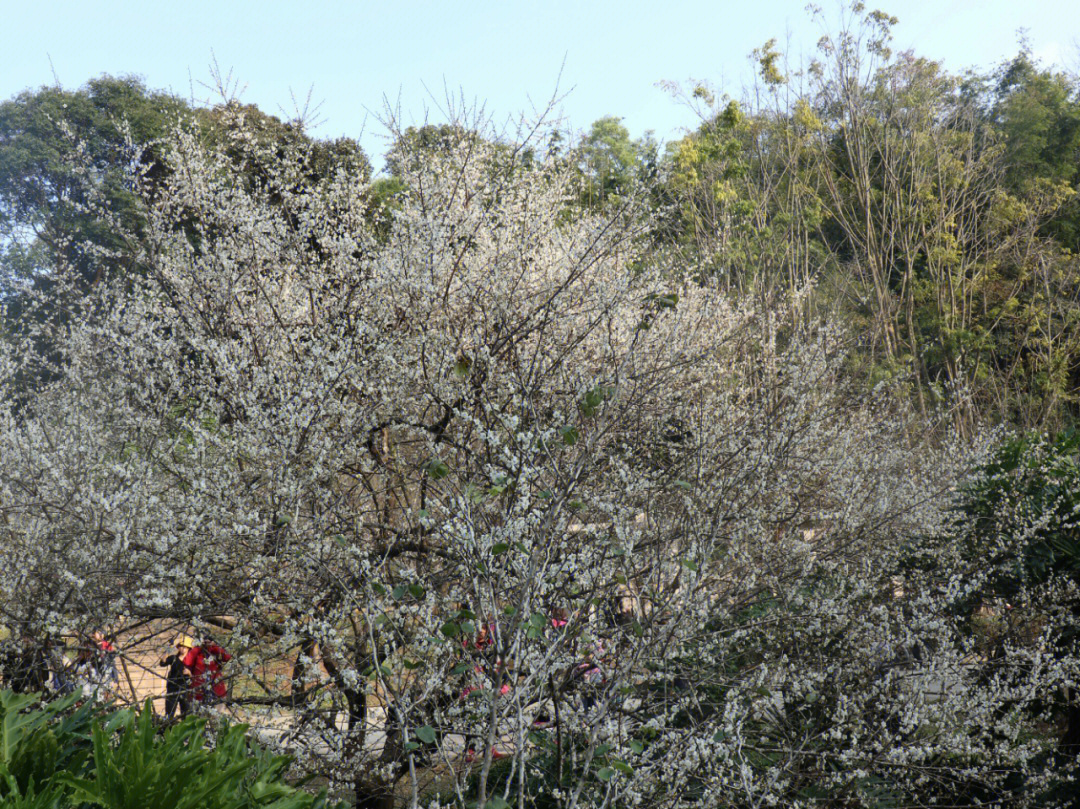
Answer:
[70,633,113,703]
[550,608,569,630]
[182,637,232,705]
[460,617,508,763]
[91,631,119,699]
[159,636,193,719]
[49,639,75,695]
[572,640,606,711]
[532,608,570,729]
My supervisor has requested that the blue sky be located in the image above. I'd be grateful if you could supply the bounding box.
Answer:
[2,1,1077,171]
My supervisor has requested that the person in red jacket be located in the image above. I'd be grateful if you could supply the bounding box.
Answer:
[181,638,231,705]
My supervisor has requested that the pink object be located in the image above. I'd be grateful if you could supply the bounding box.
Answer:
[464,747,505,762]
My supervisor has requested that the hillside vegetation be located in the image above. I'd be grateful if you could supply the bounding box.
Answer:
[2,6,1080,809]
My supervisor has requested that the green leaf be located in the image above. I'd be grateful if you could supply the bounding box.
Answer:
[427,459,450,480]
[408,584,425,599]
[560,425,579,446]
[404,741,420,751]
[453,357,471,378]
[580,387,604,417]
[486,798,510,809]
[491,543,510,555]
[414,725,436,745]
[597,767,615,782]
[440,622,461,638]
[392,585,407,600]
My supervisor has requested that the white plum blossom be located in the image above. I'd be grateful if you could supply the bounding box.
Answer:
[1,107,1076,809]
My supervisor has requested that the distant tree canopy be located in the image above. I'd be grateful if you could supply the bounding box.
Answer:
[2,10,1079,432]
[576,116,657,207]
[0,75,371,297]
[0,76,187,291]
[991,50,1080,249]
[653,18,1080,430]
[0,76,372,395]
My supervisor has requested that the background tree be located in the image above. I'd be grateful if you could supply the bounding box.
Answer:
[575,116,657,209]
[656,6,1080,430]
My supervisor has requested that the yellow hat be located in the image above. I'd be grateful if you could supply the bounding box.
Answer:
[175,635,195,649]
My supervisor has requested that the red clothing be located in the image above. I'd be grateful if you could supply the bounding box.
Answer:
[182,643,231,699]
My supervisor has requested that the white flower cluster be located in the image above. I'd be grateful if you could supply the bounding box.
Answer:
[1,108,1074,808]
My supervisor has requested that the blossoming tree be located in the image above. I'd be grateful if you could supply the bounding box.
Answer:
[2,106,1076,808]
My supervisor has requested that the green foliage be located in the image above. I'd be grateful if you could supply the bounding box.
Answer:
[0,76,189,285]
[993,51,1080,250]
[0,693,342,809]
[0,77,372,401]
[947,430,1080,776]
[0,690,94,800]
[653,27,1080,429]
[958,429,1080,597]
[576,116,656,208]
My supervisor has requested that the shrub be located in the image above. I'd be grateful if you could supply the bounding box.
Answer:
[0,691,343,809]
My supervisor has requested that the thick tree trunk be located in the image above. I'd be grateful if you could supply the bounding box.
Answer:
[353,779,396,809]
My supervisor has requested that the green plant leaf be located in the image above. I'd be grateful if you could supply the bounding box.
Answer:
[440,622,461,638]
